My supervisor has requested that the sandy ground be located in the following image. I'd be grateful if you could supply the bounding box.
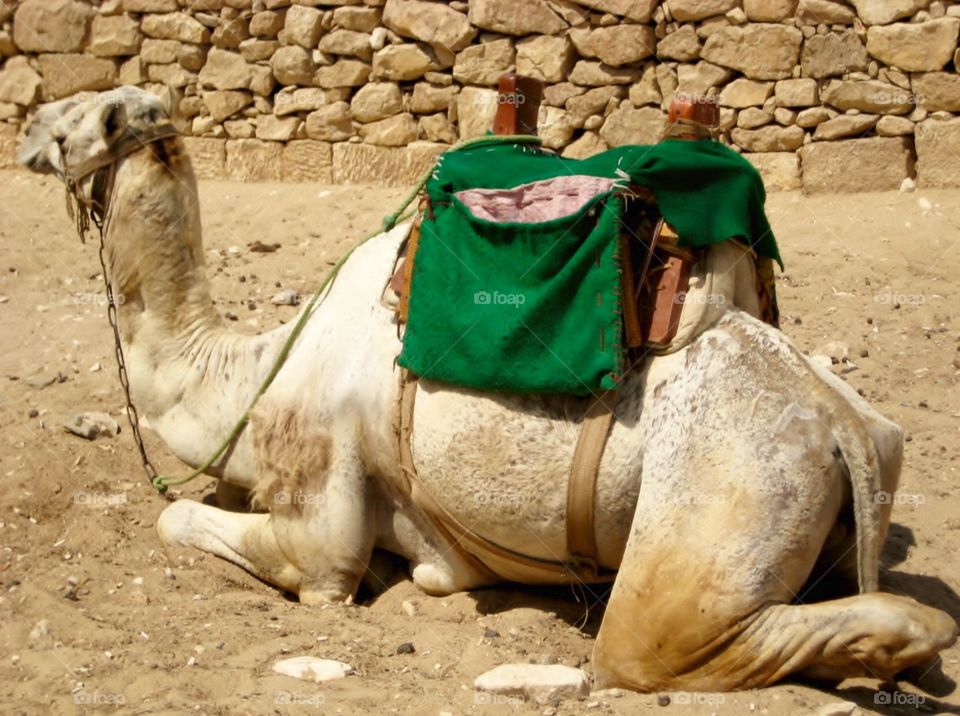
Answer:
[0,170,958,716]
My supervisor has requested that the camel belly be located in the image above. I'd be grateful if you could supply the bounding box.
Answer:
[408,376,646,572]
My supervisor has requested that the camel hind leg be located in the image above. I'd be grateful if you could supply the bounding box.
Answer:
[593,389,956,691]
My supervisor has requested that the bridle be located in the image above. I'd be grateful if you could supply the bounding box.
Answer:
[61,122,179,495]
[62,122,180,239]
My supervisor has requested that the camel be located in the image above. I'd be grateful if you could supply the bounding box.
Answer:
[17,87,956,693]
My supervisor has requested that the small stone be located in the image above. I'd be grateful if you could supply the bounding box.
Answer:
[657,693,671,706]
[396,642,416,654]
[62,412,120,440]
[811,701,858,716]
[401,600,417,617]
[474,664,590,706]
[273,657,352,683]
[271,289,301,306]
[484,628,501,639]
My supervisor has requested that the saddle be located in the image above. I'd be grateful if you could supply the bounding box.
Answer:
[387,77,780,583]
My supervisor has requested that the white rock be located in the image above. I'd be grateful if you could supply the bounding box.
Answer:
[815,341,850,361]
[899,177,916,193]
[474,664,590,705]
[271,289,302,306]
[62,412,121,440]
[273,657,352,683]
[810,701,858,716]
[809,354,834,370]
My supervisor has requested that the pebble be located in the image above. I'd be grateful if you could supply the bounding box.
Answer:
[474,664,590,706]
[811,701,858,716]
[164,567,175,579]
[27,409,38,418]
[248,240,281,253]
[396,642,415,655]
[272,657,353,683]
[29,620,51,643]
[62,412,120,440]
[271,289,301,306]
[401,600,416,617]
[657,693,671,706]
[483,628,500,639]
[25,370,67,390]
[899,178,916,193]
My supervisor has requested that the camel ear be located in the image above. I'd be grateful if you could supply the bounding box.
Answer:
[157,84,187,131]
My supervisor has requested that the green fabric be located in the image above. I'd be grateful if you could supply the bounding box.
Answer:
[423,138,780,266]
[397,138,779,396]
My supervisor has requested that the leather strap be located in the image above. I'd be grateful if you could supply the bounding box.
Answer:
[64,123,180,185]
[566,390,619,576]
[395,370,616,585]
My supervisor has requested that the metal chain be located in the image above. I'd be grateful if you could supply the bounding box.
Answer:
[92,210,161,491]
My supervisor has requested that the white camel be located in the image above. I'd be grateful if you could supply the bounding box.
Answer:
[18,87,956,692]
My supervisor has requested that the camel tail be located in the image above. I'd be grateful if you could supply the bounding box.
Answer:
[830,411,884,594]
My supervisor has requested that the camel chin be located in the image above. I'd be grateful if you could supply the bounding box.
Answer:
[19,87,958,694]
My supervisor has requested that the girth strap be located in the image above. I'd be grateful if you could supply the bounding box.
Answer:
[566,390,619,576]
[396,369,617,585]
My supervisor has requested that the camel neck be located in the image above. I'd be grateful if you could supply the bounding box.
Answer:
[96,143,288,480]
[103,145,222,341]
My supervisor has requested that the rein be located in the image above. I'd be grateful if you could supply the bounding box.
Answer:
[64,123,180,495]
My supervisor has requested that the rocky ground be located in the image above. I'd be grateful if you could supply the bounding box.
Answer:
[0,171,958,715]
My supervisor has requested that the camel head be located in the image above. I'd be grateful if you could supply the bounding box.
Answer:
[20,86,209,332]
[18,86,175,204]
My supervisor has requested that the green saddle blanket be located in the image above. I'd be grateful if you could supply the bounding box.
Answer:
[396,138,778,396]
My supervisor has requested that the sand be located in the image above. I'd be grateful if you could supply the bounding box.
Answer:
[0,170,958,715]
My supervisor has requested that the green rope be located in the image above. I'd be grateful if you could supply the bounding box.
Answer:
[152,134,543,493]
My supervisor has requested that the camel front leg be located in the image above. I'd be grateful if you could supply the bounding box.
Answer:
[268,449,376,605]
[157,500,304,594]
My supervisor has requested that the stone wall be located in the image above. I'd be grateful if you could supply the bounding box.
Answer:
[1,0,959,191]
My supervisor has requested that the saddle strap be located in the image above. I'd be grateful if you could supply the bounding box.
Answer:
[566,390,619,575]
[396,370,616,585]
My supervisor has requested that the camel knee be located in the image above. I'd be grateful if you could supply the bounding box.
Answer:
[157,499,202,547]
